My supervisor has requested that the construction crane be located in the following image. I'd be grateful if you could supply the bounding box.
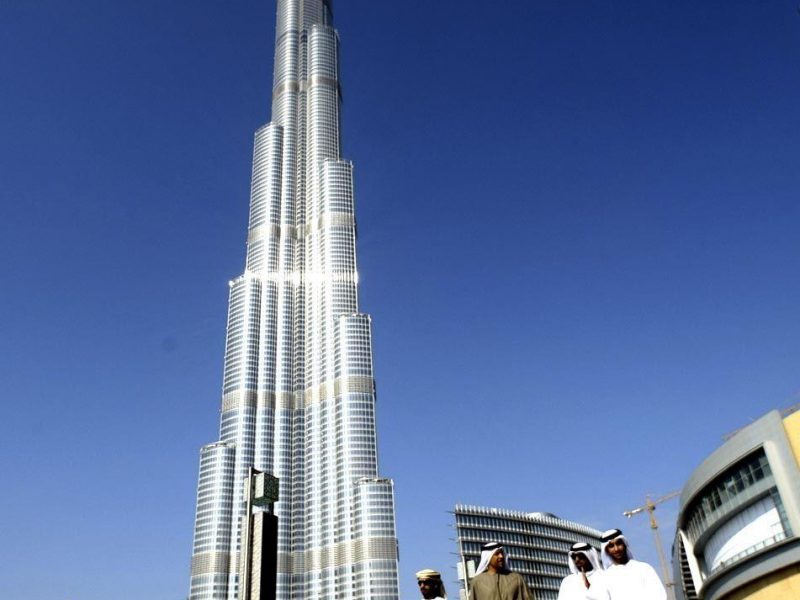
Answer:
[623,490,681,600]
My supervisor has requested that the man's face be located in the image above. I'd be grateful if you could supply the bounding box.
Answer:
[605,539,628,565]
[572,552,592,572]
[489,549,506,571]
[418,579,439,599]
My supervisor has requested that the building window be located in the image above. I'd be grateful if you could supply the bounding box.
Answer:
[684,449,772,544]
[703,493,788,572]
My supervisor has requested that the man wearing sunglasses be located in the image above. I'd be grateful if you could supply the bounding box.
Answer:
[557,542,606,600]
[417,569,447,600]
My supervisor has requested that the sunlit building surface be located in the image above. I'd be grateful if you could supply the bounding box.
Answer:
[672,407,800,600]
[187,2,399,599]
[453,505,603,600]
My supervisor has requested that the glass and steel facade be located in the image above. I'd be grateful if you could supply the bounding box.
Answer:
[453,505,603,600]
[188,2,400,599]
[672,408,800,600]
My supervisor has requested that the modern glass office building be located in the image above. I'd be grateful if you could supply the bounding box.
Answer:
[453,504,603,600]
[187,2,400,599]
[672,407,800,600]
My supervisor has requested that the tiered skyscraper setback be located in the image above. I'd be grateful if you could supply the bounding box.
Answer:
[188,2,400,599]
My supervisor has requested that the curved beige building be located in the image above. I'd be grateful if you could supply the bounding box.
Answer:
[673,407,800,600]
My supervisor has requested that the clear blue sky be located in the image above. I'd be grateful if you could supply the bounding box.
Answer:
[1,1,799,599]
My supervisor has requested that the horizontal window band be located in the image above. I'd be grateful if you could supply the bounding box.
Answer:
[227,270,359,288]
[221,376,374,412]
[190,551,231,577]
[248,212,355,243]
[273,75,340,100]
[274,29,300,45]
[195,539,397,577]
[274,536,398,574]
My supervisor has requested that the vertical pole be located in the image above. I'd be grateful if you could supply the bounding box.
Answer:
[240,467,256,600]
[457,524,470,600]
[242,470,279,600]
[255,511,278,600]
[647,498,676,600]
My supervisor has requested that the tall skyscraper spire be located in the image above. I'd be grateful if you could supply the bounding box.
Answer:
[188,2,400,599]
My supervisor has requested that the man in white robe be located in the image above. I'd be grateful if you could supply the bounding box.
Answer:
[557,542,606,600]
[599,529,666,600]
[468,542,535,600]
[417,568,447,600]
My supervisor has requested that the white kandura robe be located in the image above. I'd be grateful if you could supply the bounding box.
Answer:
[557,546,606,600]
[557,570,607,600]
[601,560,666,600]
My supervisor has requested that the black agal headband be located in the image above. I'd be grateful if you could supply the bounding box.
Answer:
[600,529,623,543]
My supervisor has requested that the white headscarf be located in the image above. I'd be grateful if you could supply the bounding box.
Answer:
[600,528,635,569]
[474,542,511,576]
[567,542,603,575]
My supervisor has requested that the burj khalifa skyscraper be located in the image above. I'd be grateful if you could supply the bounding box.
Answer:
[187,2,400,599]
